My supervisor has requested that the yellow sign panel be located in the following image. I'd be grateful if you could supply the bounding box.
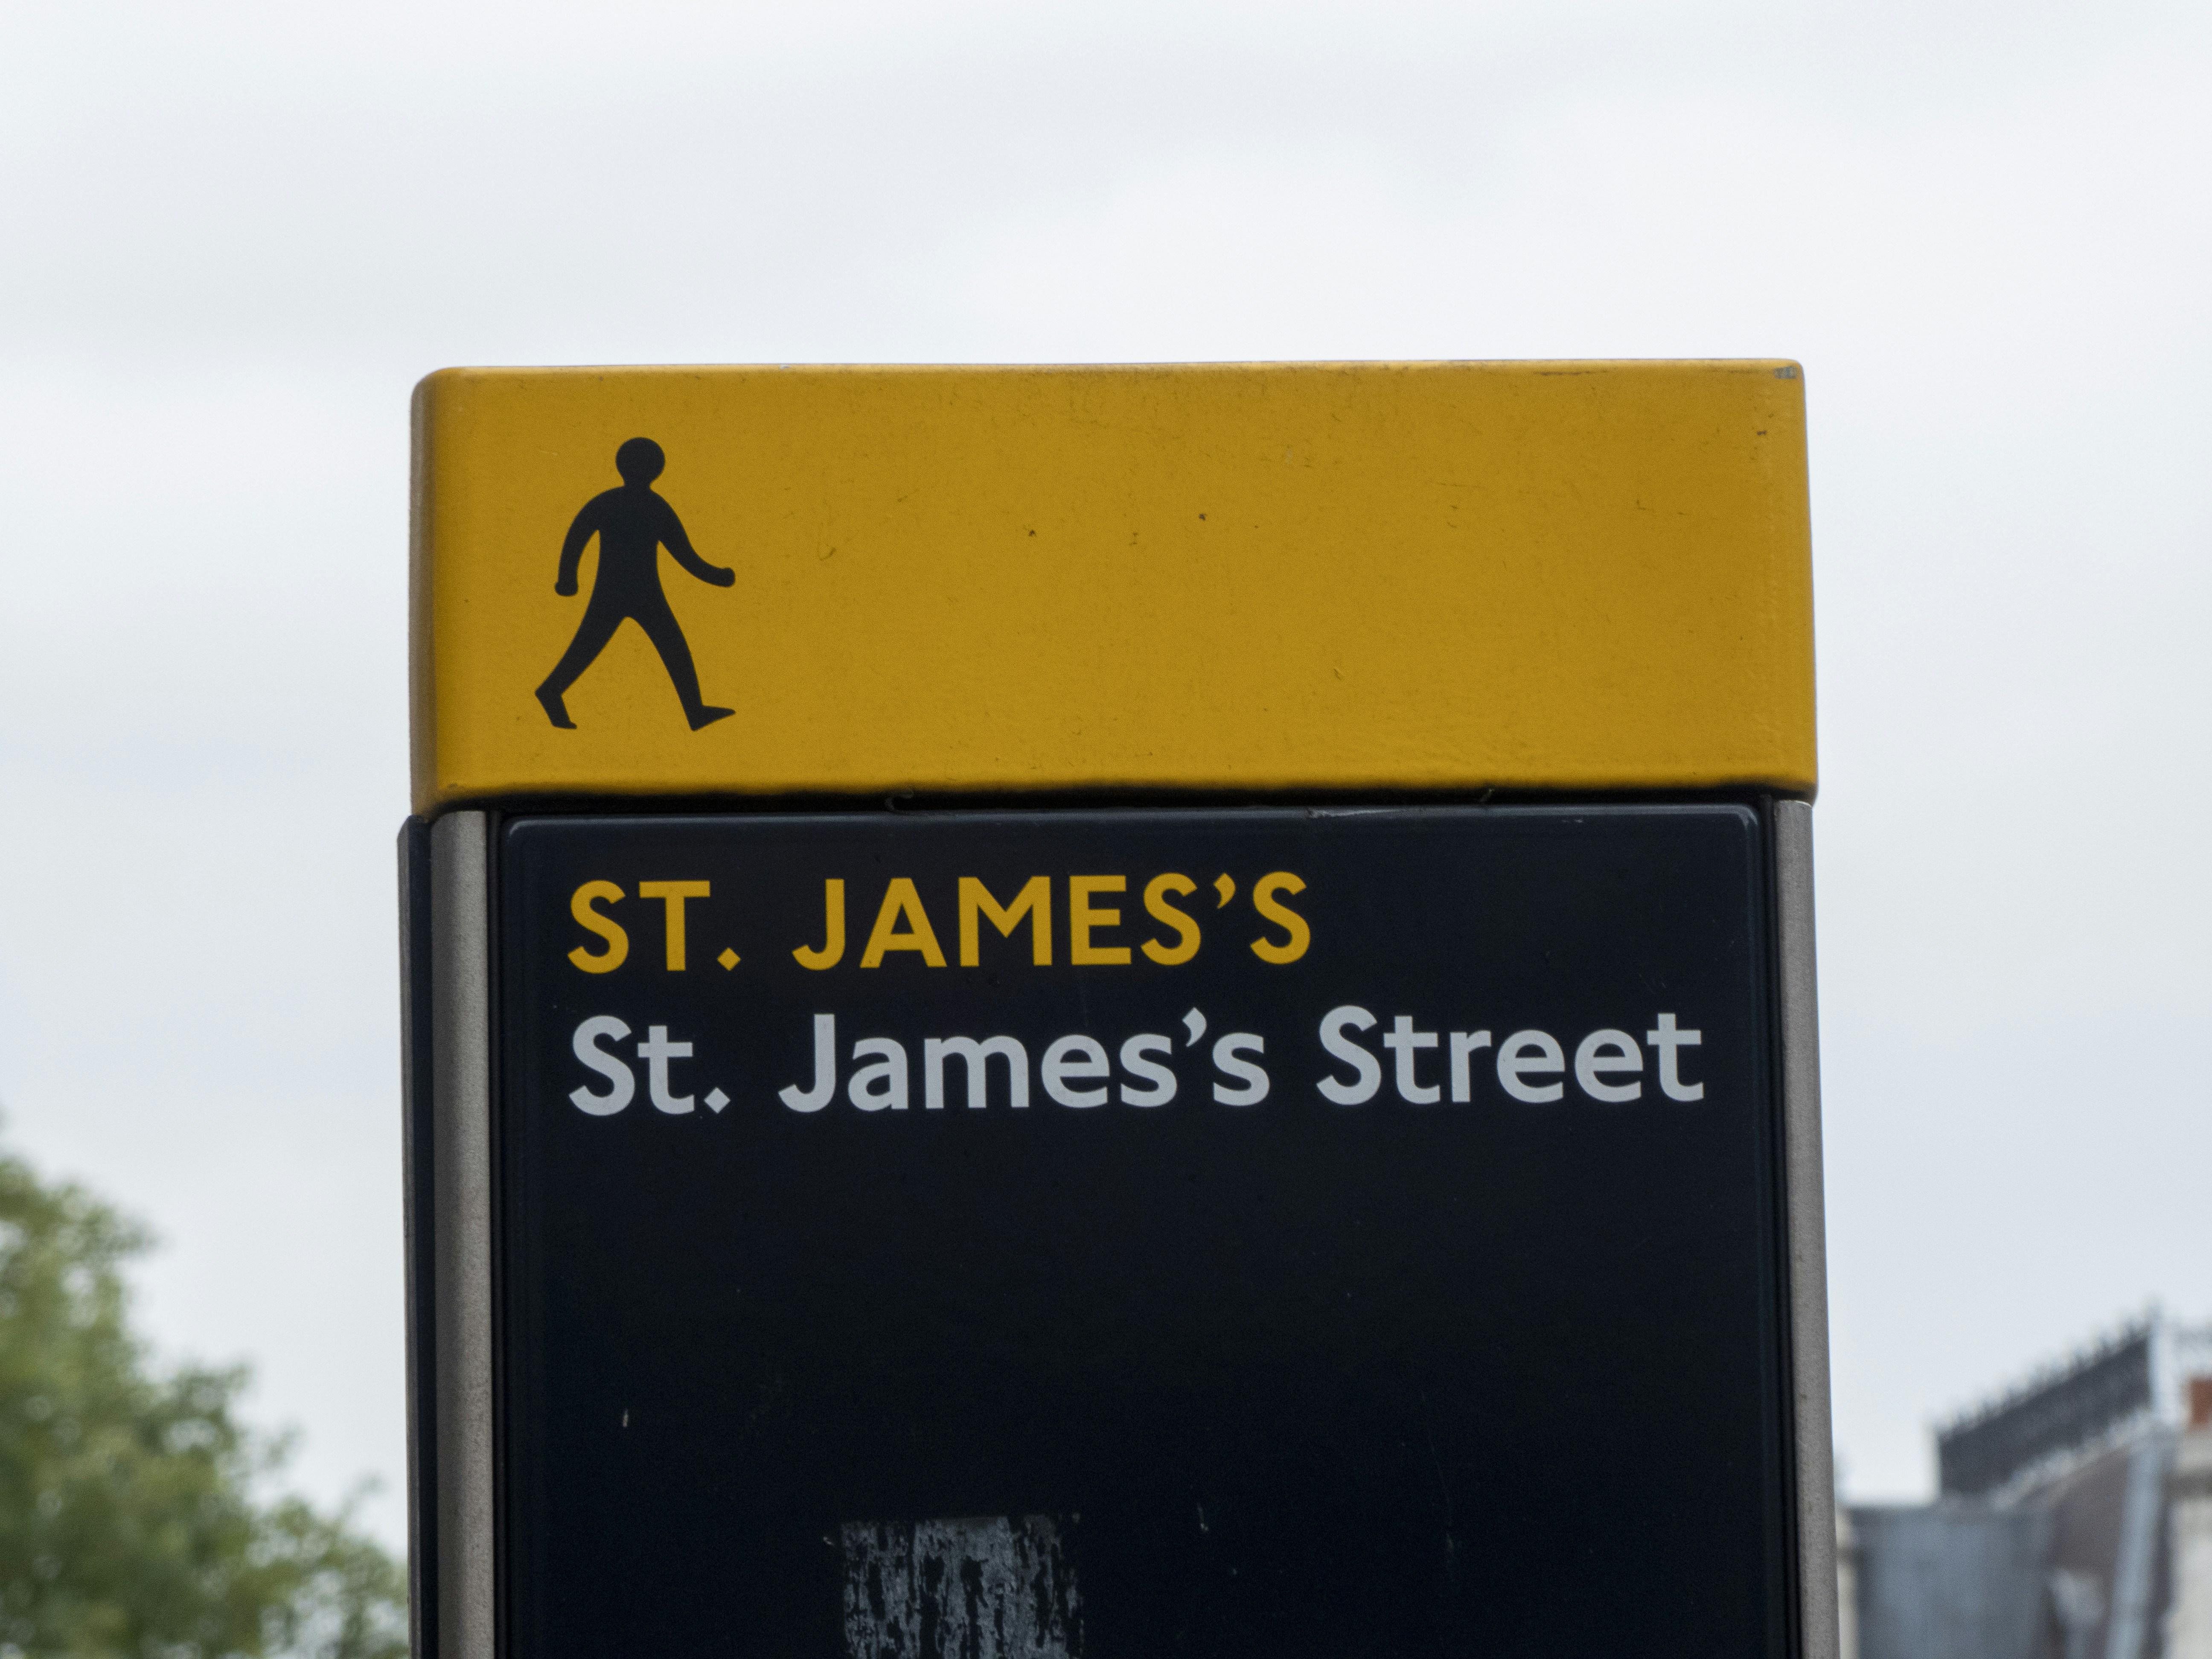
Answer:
[411,362,1813,812]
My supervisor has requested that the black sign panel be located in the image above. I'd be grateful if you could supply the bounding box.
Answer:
[495,805,1792,1658]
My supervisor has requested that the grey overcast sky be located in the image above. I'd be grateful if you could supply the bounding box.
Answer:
[1,0,2206,1545]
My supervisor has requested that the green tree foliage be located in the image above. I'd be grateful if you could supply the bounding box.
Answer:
[0,1144,407,1659]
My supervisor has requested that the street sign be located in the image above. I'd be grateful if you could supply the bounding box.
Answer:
[402,362,1832,1659]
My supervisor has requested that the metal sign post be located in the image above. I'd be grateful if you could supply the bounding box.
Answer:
[401,361,1831,1658]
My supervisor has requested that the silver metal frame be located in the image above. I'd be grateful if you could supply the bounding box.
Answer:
[1776,800,1838,1659]
[429,812,496,1659]
[399,832,425,1659]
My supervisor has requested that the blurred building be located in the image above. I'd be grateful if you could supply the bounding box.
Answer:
[1842,1319,2212,1659]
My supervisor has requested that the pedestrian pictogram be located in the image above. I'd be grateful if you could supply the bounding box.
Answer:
[535,437,735,732]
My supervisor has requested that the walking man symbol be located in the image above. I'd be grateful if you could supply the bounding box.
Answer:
[536,437,736,731]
